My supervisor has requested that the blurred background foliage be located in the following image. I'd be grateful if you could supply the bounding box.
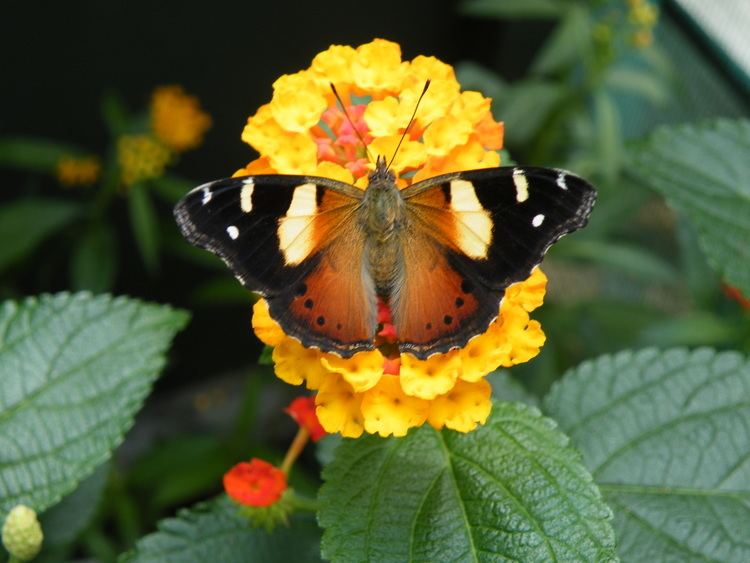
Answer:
[1,0,749,560]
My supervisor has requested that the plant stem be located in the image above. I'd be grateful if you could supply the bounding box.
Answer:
[280,427,309,474]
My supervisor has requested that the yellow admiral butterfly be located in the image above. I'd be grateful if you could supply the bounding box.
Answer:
[174,157,595,359]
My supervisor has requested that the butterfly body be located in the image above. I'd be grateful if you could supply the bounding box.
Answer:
[175,163,596,359]
[360,157,407,296]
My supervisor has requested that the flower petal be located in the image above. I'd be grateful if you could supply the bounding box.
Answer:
[361,375,429,437]
[427,379,492,432]
[252,299,285,346]
[270,72,328,133]
[399,351,461,400]
[320,350,384,392]
[352,39,407,93]
[316,374,364,438]
[271,337,330,389]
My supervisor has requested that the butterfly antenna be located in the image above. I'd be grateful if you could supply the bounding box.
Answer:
[387,79,430,172]
[330,83,374,163]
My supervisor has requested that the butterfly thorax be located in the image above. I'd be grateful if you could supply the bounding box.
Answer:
[360,159,406,296]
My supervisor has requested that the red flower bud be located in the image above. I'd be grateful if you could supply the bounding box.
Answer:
[285,396,327,442]
[223,459,287,507]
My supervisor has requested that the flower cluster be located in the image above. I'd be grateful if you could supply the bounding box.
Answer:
[56,155,101,187]
[594,0,659,53]
[238,39,547,438]
[151,85,212,152]
[223,396,324,528]
[118,85,211,186]
[627,0,659,48]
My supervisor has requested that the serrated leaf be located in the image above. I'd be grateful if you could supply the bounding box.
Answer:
[319,401,616,562]
[0,198,81,272]
[121,497,321,563]
[630,119,750,295]
[0,293,189,517]
[545,348,750,562]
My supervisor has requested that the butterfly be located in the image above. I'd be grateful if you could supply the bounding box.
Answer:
[174,156,596,359]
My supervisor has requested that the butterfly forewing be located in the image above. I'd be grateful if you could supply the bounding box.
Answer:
[174,175,378,356]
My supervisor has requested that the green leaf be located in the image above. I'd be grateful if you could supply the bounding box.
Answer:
[129,183,159,272]
[258,344,274,365]
[121,497,321,563]
[319,401,616,562]
[455,61,507,102]
[0,198,81,273]
[605,67,669,105]
[315,434,343,467]
[545,348,750,562]
[531,6,591,75]
[101,92,129,137]
[498,80,566,146]
[0,293,189,517]
[630,119,750,295]
[638,313,740,347]
[487,370,539,406]
[151,174,193,203]
[40,462,110,548]
[0,138,83,172]
[189,278,254,306]
[461,0,566,19]
[553,238,679,284]
[593,90,621,181]
[70,223,117,292]
[676,220,721,306]
[128,436,234,510]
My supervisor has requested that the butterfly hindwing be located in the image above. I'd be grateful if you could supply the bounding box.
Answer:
[394,166,595,356]
[174,175,378,356]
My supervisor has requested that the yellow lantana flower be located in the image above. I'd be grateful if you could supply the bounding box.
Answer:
[56,155,100,187]
[117,134,171,186]
[150,85,212,152]
[241,39,545,438]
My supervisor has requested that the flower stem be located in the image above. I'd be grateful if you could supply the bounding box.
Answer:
[286,492,319,512]
[280,427,309,474]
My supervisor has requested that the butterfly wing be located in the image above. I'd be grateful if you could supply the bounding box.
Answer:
[394,167,595,357]
[174,175,378,356]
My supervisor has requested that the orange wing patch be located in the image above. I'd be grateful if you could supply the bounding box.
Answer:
[269,202,378,356]
[277,185,356,266]
[392,232,500,357]
[407,180,493,260]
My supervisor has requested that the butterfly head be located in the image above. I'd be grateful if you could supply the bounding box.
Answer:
[368,155,396,188]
